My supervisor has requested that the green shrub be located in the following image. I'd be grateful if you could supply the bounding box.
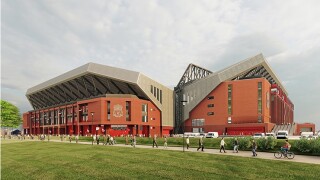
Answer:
[256,137,277,150]
[238,137,251,150]
[293,139,312,153]
[310,138,320,153]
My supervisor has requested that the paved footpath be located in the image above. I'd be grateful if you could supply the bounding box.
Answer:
[47,139,320,165]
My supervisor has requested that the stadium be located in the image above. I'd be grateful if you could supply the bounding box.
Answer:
[23,54,315,136]
[22,63,174,137]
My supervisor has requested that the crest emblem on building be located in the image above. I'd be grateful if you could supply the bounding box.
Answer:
[113,104,123,118]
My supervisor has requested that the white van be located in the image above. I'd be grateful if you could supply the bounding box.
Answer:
[205,132,219,138]
[276,130,288,139]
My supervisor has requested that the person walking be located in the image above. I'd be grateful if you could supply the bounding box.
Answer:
[75,135,79,143]
[125,135,128,145]
[106,135,110,145]
[163,136,168,149]
[97,134,100,145]
[153,134,158,148]
[220,137,227,153]
[186,136,190,149]
[110,136,114,145]
[132,136,136,148]
[93,135,96,144]
[197,136,204,151]
[233,138,239,153]
[69,135,72,143]
[252,139,257,156]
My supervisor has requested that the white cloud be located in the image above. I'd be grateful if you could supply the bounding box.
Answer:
[2,0,320,129]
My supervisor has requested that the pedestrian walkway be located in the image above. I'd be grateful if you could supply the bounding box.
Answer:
[47,139,320,165]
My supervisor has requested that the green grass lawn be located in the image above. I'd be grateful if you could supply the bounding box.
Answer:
[2,140,320,180]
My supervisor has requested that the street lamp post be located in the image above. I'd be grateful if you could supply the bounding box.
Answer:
[91,112,94,145]
[181,100,188,152]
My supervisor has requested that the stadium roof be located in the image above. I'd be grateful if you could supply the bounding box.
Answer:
[26,62,171,110]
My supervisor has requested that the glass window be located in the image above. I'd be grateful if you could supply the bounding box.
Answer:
[207,96,214,100]
[207,112,214,116]
[191,119,205,126]
[207,104,214,108]
[258,82,262,114]
[142,115,148,122]
[142,104,147,112]
[107,101,110,121]
[228,85,232,115]
[126,101,130,121]
[157,88,159,101]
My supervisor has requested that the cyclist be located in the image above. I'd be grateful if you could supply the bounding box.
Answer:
[281,139,291,156]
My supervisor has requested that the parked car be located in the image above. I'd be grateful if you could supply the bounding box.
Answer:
[11,129,21,135]
[253,133,265,138]
[276,131,288,139]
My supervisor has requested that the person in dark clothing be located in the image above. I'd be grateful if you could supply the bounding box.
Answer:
[97,135,100,145]
[252,139,257,156]
[233,138,239,153]
[152,135,158,148]
[197,136,204,151]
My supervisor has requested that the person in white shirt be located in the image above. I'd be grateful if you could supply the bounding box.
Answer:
[220,137,227,153]
[164,136,168,149]
[186,136,190,149]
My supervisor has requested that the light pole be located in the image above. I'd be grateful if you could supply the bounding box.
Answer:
[181,100,188,152]
[91,112,94,145]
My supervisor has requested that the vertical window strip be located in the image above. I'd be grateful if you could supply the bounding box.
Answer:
[228,84,232,115]
[258,82,262,114]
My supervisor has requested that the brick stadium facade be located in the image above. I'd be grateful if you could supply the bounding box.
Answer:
[23,54,315,136]
[174,54,311,135]
[22,63,174,137]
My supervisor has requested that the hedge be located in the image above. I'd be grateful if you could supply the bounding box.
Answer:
[74,136,320,155]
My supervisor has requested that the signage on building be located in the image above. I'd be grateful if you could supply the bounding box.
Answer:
[113,104,123,118]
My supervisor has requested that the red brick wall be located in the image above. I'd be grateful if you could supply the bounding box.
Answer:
[23,96,164,136]
[296,123,315,134]
[185,78,272,134]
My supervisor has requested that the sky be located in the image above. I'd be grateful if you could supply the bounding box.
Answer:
[1,0,320,129]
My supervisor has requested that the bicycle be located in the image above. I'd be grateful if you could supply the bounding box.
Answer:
[274,148,295,159]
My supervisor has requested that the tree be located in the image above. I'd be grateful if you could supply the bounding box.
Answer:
[1,100,22,128]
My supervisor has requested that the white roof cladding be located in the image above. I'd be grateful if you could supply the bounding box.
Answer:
[26,62,140,95]
[181,53,287,121]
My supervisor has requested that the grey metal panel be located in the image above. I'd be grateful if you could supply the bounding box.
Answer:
[137,74,174,127]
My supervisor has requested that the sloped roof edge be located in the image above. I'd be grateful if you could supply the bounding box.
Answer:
[26,62,141,95]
